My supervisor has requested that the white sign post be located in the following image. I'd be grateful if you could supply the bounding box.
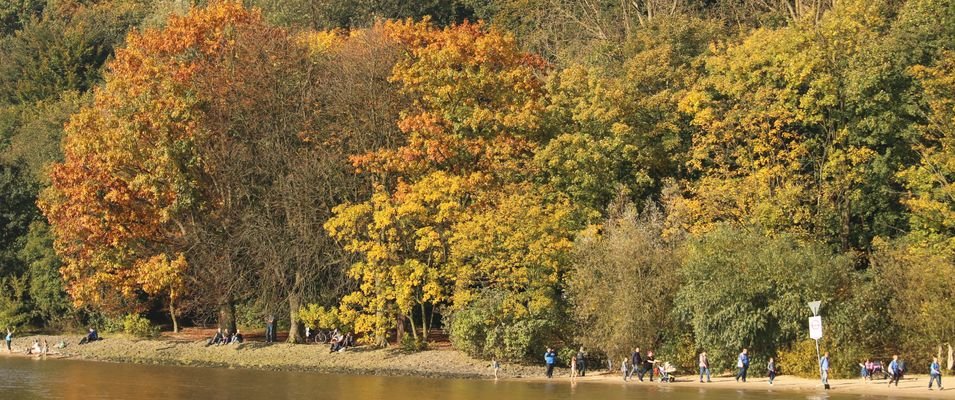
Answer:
[809,316,823,339]
[807,301,827,389]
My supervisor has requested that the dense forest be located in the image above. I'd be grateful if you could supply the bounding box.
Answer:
[0,0,953,376]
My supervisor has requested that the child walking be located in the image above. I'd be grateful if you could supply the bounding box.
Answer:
[930,356,944,390]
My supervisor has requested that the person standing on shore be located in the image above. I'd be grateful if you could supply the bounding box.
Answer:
[888,354,903,387]
[767,357,777,385]
[544,347,557,378]
[491,358,500,380]
[621,357,629,381]
[576,347,587,377]
[699,351,711,383]
[570,354,578,380]
[930,356,944,390]
[629,347,642,381]
[736,348,750,382]
[820,351,831,389]
[5,327,13,352]
[266,315,275,343]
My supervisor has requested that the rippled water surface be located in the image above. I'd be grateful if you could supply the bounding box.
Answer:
[0,356,926,400]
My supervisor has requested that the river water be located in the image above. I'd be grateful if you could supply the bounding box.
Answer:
[0,356,920,400]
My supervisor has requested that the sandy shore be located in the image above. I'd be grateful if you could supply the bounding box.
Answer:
[525,371,955,399]
[2,334,953,398]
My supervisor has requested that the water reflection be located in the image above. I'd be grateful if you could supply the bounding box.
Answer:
[0,357,920,400]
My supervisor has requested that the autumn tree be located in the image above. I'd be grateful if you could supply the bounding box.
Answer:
[672,0,931,252]
[326,19,576,350]
[537,16,718,221]
[41,2,317,331]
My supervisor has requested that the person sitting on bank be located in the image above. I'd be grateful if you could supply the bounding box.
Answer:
[79,327,99,345]
[207,328,224,346]
[231,330,244,344]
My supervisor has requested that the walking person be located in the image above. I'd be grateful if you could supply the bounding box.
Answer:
[768,357,777,385]
[576,347,587,377]
[631,347,644,381]
[930,356,944,390]
[888,354,903,387]
[491,358,500,380]
[859,359,870,382]
[820,351,831,389]
[644,351,657,382]
[544,347,557,379]
[699,351,711,383]
[736,348,750,382]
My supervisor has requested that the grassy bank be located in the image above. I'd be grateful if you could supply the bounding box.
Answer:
[2,333,540,379]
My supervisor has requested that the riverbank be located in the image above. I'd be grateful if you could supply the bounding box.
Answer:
[1,333,542,379]
[525,371,955,399]
[2,333,952,398]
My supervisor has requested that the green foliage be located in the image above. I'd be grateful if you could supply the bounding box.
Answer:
[868,237,955,372]
[400,333,429,352]
[0,162,37,276]
[0,276,29,328]
[121,314,158,338]
[252,0,474,29]
[0,0,44,36]
[20,222,73,327]
[448,289,561,362]
[675,226,854,371]
[0,1,148,104]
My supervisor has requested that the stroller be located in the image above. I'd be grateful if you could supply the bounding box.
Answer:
[869,361,889,379]
[656,361,677,382]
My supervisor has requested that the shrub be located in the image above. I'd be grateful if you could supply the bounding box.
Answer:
[122,314,158,338]
[448,289,563,362]
[777,339,821,378]
[675,226,854,372]
[400,334,428,352]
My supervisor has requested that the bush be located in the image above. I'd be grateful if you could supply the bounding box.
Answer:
[400,334,428,352]
[674,226,854,372]
[448,289,563,362]
[122,314,158,338]
[777,339,821,378]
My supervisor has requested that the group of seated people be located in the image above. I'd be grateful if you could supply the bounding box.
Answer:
[207,327,243,346]
[25,338,49,355]
[329,329,354,353]
[78,327,99,345]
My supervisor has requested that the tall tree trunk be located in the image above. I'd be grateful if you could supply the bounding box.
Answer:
[169,297,179,333]
[396,314,405,343]
[408,312,419,341]
[420,302,428,341]
[288,290,303,343]
[218,300,236,333]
